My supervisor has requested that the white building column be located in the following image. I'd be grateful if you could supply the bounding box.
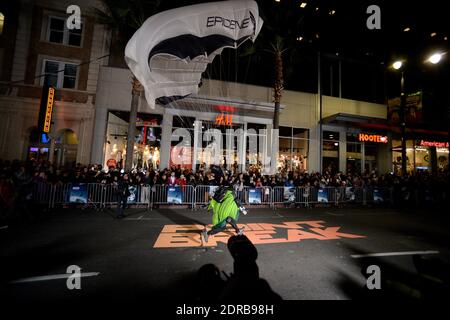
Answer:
[361,141,366,174]
[90,107,108,165]
[159,112,173,169]
[338,128,347,173]
[308,124,321,173]
[192,119,201,172]
[240,123,247,172]
[377,134,393,174]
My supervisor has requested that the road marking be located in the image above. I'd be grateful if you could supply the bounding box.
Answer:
[351,250,440,258]
[154,221,365,248]
[274,211,284,218]
[10,272,100,284]
[124,217,160,220]
[0,225,8,230]
[325,211,344,216]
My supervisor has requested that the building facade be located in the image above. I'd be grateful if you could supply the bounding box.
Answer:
[0,0,109,166]
[1,0,447,174]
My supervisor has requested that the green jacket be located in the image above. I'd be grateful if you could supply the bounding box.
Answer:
[208,190,239,228]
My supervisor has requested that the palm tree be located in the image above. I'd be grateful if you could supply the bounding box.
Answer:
[95,0,161,171]
[241,1,304,130]
[241,2,303,171]
[271,37,286,130]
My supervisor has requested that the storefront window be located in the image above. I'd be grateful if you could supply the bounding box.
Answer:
[278,126,309,172]
[27,128,50,161]
[171,116,195,169]
[437,148,449,170]
[364,144,377,173]
[412,144,430,172]
[104,111,162,170]
[390,139,448,174]
[346,133,361,174]
[55,129,78,167]
[196,120,243,170]
[323,131,339,173]
[246,123,266,172]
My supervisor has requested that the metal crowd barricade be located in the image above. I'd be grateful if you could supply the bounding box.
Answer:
[335,186,365,205]
[305,187,337,206]
[32,182,53,208]
[242,186,272,207]
[50,183,72,208]
[271,186,285,207]
[118,184,151,209]
[30,181,402,211]
[364,187,394,206]
[194,185,216,209]
[136,185,151,209]
[101,184,151,209]
[295,187,312,207]
[84,183,106,209]
[259,186,273,207]
[102,184,118,209]
[151,184,194,210]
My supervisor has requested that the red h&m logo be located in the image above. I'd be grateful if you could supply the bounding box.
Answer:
[215,113,233,126]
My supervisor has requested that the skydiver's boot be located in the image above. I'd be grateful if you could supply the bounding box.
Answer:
[202,229,209,243]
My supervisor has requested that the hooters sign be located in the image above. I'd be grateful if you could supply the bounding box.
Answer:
[358,133,388,144]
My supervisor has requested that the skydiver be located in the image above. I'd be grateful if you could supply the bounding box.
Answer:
[202,185,247,243]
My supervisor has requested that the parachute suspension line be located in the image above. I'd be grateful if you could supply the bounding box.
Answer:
[244,53,252,85]
[235,44,238,83]
[218,53,224,101]
[227,49,231,84]
[205,66,213,113]
[219,53,222,81]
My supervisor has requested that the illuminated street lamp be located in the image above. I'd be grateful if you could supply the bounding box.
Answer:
[391,52,444,175]
[392,60,403,70]
[427,52,442,64]
[391,60,407,175]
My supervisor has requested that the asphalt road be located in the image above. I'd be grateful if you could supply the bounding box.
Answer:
[1,205,450,301]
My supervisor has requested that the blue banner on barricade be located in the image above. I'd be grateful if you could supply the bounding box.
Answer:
[167,186,183,204]
[318,188,328,203]
[248,188,262,204]
[69,183,88,204]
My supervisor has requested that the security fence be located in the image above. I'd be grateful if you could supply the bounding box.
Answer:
[151,184,195,209]
[27,182,402,210]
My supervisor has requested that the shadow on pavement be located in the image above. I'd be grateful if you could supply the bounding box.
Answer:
[335,243,450,300]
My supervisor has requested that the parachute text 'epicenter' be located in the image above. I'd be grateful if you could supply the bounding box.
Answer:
[206,16,252,29]
[153,221,365,248]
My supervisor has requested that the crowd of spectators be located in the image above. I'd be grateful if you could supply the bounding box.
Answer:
[1,158,449,190]
[1,158,449,225]
[1,158,448,208]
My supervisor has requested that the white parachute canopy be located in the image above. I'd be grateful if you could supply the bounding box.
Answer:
[124,0,263,109]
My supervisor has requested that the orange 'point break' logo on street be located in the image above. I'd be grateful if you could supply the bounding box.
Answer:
[153,220,366,248]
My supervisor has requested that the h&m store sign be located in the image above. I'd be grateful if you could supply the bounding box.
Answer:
[358,133,388,143]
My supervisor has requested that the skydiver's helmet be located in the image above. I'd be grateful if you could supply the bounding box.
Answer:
[212,185,232,203]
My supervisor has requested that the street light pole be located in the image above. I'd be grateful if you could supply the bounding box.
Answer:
[392,52,444,177]
[400,71,407,176]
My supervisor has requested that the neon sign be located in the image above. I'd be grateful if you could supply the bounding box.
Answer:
[358,133,388,143]
[42,87,55,133]
[419,140,449,148]
[215,113,233,126]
